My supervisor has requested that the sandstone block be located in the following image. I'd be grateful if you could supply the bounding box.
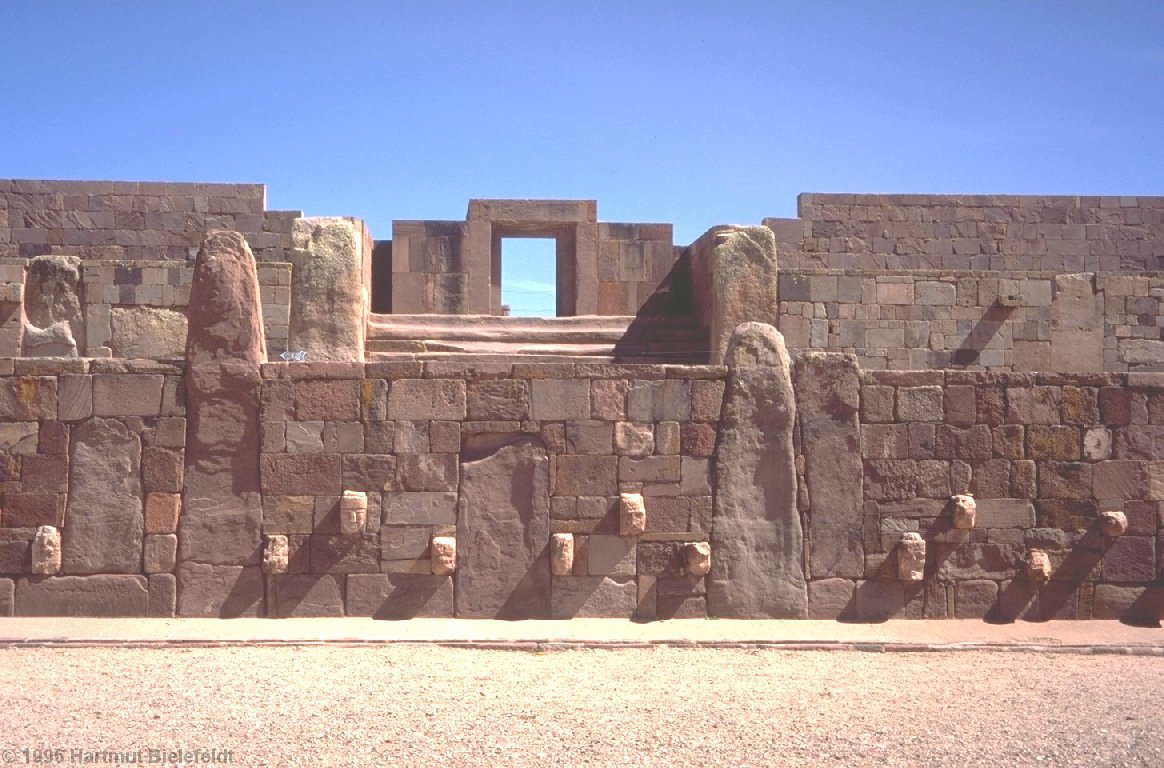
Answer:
[613,422,653,457]
[110,307,187,359]
[627,380,691,421]
[690,379,724,422]
[897,386,945,421]
[808,578,855,620]
[289,217,366,361]
[15,575,148,617]
[268,574,344,618]
[554,455,617,496]
[954,580,998,619]
[590,379,628,420]
[619,493,647,536]
[295,379,361,421]
[310,533,381,573]
[143,534,177,574]
[263,535,290,575]
[259,453,342,495]
[397,453,458,491]
[550,533,575,576]
[31,526,60,575]
[92,374,164,417]
[387,379,466,420]
[530,379,590,420]
[1092,461,1145,502]
[587,534,635,576]
[1102,535,1154,582]
[0,531,31,575]
[20,454,68,492]
[0,377,57,421]
[975,499,1035,528]
[176,563,264,617]
[141,447,183,492]
[341,453,397,493]
[0,422,37,454]
[147,574,175,617]
[382,492,457,525]
[260,495,314,534]
[565,420,613,455]
[551,576,636,618]
[619,455,680,484]
[345,573,453,618]
[468,379,529,420]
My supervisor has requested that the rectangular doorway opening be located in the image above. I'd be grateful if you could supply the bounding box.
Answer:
[500,238,557,317]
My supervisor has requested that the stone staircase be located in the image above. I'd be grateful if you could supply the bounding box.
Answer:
[366,314,709,364]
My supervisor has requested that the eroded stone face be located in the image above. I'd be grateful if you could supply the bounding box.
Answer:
[619,493,647,536]
[1099,510,1128,537]
[950,494,977,530]
[897,532,926,582]
[289,217,366,362]
[431,536,456,575]
[31,525,61,575]
[684,541,711,577]
[550,533,575,576]
[1026,549,1052,582]
[339,491,368,536]
[262,535,289,575]
[23,253,83,357]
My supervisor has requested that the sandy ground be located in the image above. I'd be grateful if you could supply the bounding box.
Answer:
[0,646,1161,767]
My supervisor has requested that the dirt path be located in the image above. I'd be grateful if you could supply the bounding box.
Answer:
[1,647,1161,767]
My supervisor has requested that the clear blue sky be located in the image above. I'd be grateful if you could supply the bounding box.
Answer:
[2,1,1162,314]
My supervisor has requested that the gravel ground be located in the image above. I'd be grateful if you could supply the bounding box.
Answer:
[1,646,1161,767]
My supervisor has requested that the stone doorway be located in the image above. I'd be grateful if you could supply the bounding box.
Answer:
[454,435,551,618]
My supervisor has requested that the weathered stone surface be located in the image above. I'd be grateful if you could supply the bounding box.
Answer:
[0,531,31,575]
[15,575,148,617]
[23,254,82,357]
[550,533,575,576]
[1099,509,1129,537]
[551,576,636,618]
[110,307,187,359]
[1092,584,1164,622]
[310,533,380,573]
[684,541,711,577]
[339,491,368,535]
[695,226,779,364]
[587,534,635,576]
[897,532,926,581]
[62,418,142,574]
[181,231,265,567]
[950,494,977,529]
[619,492,647,536]
[467,379,529,420]
[1026,549,1052,582]
[852,579,905,621]
[796,353,863,578]
[289,217,366,361]
[808,578,855,619]
[387,379,466,420]
[268,574,344,618]
[345,573,453,618]
[0,376,56,421]
[382,492,457,524]
[397,453,458,491]
[148,574,176,617]
[1051,273,1103,373]
[554,455,617,496]
[0,422,37,454]
[455,436,550,618]
[143,534,177,573]
[263,535,289,575]
[431,535,456,575]
[30,526,60,575]
[1102,535,1156,582]
[710,323,807,618]
[176,562,264,618]
[954,580,999,618]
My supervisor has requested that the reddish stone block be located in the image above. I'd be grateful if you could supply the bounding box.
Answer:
[689,380,724,422]
[92,374,163,416]
[1099,387,1133,426]
[1092,460,1146,501]
[37,422,69,455]
[944,385,977,426]
[680,422,716,457]
[992,425,1025,459]
[1037,462,1093,500]
[259,453,342,495]
[565,421,613,455]
[429,421,460,453]
[554,455,617,496]
[467,379,529,420]
[976,386,1005,426]
[341,454,397,492]
[0,377,57,421]
[20,454,68,492]
[142,447,183,492]
[144,492,181,534]
[861,385,895,424]
[5,493,62,527]
[1026,425,1081,460]
[1103,536,1156,583]
[897,386,944,421]
[295,379,361,421]
[386,379,466,420]
[619,456,680,483]
[397,453,458,492]
[1061,386,1099,425]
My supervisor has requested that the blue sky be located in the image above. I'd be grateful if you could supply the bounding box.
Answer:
[2,1,1161,314]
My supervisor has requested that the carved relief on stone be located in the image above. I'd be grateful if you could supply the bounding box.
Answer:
[550,533,575,576]
[897,532,926,582]
[684,541,711,577]
[22,253,83,357]
[1025,549,1052,582]
[949,494,976,530]
[262,535,289,575]
[1099,510,1128,538]
[340,491,368,536]
[619,492,646,536]
[431,535,457,575]
[31,525,61,575]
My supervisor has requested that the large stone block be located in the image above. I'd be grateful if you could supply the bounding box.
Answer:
[92,374,165,417]
[62,418,143,574]
[808,578,855,619]
[110,307,187,359]
[694,226,779,364]
[386,379,466,420]
[268,574,345,617]
[23,254,83,357]
[382,491,458,524]
[289,217,367,362]
[15,575,148,617]
[345,573,453,618]
[796,353,863,579]
[467,379,530,420]
[530,379,591,420]
[554,455,617,496]
[176,563,264,617]
[709,323,807,618]
[455,436,551,618]
[1050,273,1102,373]
[551,576,636,618]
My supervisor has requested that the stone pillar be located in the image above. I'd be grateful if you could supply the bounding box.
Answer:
[177,231,266,617]
[22,253,83,357]
[708,322,807,618]
[688,226,779,365]
[1050,273,1102,372]
[795,352,863,579]
[289,217,367,361]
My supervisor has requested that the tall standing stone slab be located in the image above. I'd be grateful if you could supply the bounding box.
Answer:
[179,232,265,615]
[22,253,83,357]
[455,436,551,618]
[289,217,367,361]
[689,227,780,365]
[709,322,807,618]
[1050,273,1103,373]
[795,352,864,578]
[62,418,143,574]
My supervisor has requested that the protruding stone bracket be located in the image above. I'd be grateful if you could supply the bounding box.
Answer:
[32,525,61,575]
[950,494,977,530]
[431,536,456,575]
[1025,549,1052,582]
[340,491,368,536]
[262,535,289,575]
[1099,510,1128,538]
[897,532,926,582]
[684,541,711,577]
[550,533,575,576]
[619,493,646,536]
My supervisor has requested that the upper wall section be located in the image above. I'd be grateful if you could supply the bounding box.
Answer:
[388,200,683,316]
[765,194,1164,273]
[0,179,301,263]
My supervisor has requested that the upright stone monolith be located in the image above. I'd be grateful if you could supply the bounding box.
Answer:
[709,322,807,618]
[178,231,266,617]
[23,253,83,357]
[288,217,366,361]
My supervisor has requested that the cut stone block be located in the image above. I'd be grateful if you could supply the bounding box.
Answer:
[110,307,187,359]
[23,254,82,357]
[143,534,177,574]
[15,575,148,617]
[268,574,345,618]
[345,573,453,618]
[176,562,264,618]
[289,217,367,361]
[551,576,636,619]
